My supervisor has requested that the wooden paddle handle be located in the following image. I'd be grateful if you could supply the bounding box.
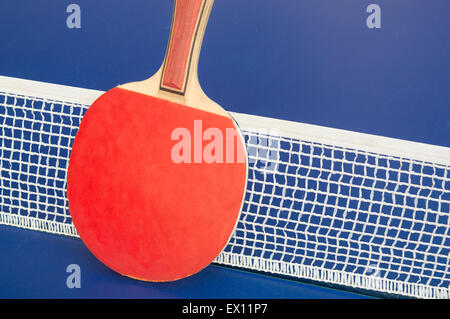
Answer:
[160,0,214,95]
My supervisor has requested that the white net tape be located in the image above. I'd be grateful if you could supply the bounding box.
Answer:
[1,76,449,298]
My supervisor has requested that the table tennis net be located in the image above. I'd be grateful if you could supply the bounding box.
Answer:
[0,76,449,298]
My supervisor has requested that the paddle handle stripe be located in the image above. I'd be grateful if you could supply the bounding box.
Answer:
[160,0,212,95]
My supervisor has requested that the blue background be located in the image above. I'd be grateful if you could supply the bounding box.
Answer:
[0,0,449,298]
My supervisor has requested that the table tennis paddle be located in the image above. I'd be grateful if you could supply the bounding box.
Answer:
[67,0,247,282]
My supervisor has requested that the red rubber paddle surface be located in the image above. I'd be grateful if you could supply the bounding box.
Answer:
[67,88,247,281]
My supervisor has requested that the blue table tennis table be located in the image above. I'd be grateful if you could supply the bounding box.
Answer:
[0,0,448,299]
